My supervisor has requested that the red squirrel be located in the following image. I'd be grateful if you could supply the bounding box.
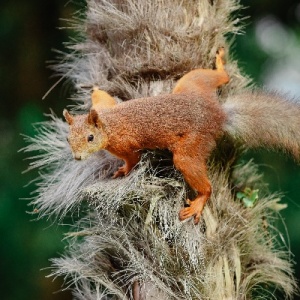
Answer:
[63,48,300,224]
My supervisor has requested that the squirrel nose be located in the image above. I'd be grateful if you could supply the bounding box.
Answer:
[74,154,82,160]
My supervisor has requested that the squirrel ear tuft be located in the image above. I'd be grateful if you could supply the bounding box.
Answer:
[63,109,73,125]
[88,108,101,127]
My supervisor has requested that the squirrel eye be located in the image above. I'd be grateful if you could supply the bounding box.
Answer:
[87,134,94,142]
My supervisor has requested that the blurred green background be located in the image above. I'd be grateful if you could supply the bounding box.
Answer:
[0,0,299,299]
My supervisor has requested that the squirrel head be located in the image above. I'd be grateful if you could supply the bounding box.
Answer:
[63,109,107,160]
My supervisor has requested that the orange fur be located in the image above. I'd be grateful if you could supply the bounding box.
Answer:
[64,49,229,224]
[91,87,117,109]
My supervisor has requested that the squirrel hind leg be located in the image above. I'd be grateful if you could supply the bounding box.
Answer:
[172,148,212,224]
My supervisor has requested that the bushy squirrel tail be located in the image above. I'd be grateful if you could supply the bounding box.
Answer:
[222,91,300,159]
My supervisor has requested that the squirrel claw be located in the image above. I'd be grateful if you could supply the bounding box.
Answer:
[112,165,127,178]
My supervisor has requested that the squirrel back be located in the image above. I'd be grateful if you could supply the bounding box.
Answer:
[99,92,225,156]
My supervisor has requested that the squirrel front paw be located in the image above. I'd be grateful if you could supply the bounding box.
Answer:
[112,165,128,178]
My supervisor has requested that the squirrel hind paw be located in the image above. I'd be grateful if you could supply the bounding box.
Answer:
[179,196,207,225]
[215,47,226,71]
[216,47,225,56]
[179,206,202,225]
